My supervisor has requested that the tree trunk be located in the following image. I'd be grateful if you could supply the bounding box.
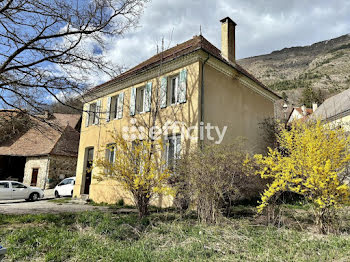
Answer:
[135,192,150,219]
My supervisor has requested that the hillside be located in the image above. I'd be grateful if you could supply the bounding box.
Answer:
[238,34,350,105]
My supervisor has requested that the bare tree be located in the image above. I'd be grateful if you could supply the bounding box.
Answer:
[0,0,146,114]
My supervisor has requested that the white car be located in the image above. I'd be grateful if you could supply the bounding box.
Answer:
[54,177,75,198]
[0,181,44,201]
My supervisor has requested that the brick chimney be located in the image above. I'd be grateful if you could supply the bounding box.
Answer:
[220,17,237,63]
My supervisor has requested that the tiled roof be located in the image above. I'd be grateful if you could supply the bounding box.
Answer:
[294,107,313,115]
[88,35,279,99]
[311,88,350,121]
[0,113,81,157]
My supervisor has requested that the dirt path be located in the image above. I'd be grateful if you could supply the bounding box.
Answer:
[0,199,109,215]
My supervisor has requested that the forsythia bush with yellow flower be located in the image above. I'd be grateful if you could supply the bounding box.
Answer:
[95,134,174,218]
[254,120,350,232]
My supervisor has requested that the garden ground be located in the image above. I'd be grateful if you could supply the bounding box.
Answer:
[1,204,350,261]
[0,198,109,215]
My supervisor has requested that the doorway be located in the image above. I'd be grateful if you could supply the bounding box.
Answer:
[31,168,39,186]
[83,147,94,194]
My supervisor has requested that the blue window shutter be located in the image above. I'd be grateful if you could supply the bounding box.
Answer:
[145,82,152,112]
[117,92,124,119]
[106,96,111,122]
[84,104,89,127]
[178,69,187,103]
[160,77,167,108]
[130,88,136,116]
[95,100,102,125]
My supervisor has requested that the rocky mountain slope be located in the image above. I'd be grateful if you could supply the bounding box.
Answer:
[238,34,350,105]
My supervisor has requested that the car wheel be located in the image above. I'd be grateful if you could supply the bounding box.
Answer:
[30,192,40,202]
[55,191,60,198]
[71,190,73,197]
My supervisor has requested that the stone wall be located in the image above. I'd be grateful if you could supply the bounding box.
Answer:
[23,156,49,189]
[48,155,77,188]
[23,155,77,189]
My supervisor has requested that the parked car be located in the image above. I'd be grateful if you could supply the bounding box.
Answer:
[0,245,7,261]
[0,181,44,201]
[54,177,75,198]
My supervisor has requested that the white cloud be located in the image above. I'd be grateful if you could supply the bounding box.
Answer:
[58,0,350,87]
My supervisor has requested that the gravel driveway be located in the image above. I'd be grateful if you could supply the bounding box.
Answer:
[0,199,109,215]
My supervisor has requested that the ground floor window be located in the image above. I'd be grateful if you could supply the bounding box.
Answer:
[106,144,116,163]
[165,134,181,170]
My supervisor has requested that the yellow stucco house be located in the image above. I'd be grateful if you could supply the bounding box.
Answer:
[73,17,280,205]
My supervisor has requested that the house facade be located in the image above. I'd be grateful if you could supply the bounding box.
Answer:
[73,17,280,205]
[0,112,81,189]
[287,105,314,124]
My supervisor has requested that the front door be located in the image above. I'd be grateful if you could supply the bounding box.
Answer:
[84,148,94,194]
[31,168,38,186]
[0,182,11,200]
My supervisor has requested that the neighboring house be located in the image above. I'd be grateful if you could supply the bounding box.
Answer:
[311,88,350,130]
[0,111,81,189]
[73,17,280,205]
[287,105,315,124]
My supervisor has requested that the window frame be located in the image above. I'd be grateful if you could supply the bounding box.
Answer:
[168,74,179,106]
[136,86,146,114]
[88,102,97,126]
[111,94,119,120]
[106,143,117,163]
[165,134,181,170]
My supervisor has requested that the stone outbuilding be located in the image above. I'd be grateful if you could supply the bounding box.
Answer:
[0,111,81,189]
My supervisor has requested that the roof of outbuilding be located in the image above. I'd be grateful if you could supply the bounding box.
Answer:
[311,88,350,121]
[0,112,81,157]
[87,35,279,99]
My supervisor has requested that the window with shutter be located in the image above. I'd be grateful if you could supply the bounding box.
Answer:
[160,77,167,108]
[178,69,187,103]
[89,103,96,126]
[165,71,187,107]
[130,88,136,116]
[136,86,146,113]
[84,104,90,127]
[106,143,116,163]
[144,82,152,112]
[94,100,101,125]
[165,134,181,170]
[117,92,124,119]
[169,75,179,105]
[106,97,112,122]
[109,95,118,119]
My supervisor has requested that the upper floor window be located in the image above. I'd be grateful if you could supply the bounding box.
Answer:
[88,103,97,125]
[160,69,187,109]
[85,100,101,127]
[169,75,179,105]
[136,86,146,113]
[106,93,124,122]
[130,82,152,116]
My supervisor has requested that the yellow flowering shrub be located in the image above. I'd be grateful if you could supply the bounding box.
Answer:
[255,120,350,217]
[94,134,174,218]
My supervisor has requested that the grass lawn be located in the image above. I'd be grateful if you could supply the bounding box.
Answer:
[1,205,350,261]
